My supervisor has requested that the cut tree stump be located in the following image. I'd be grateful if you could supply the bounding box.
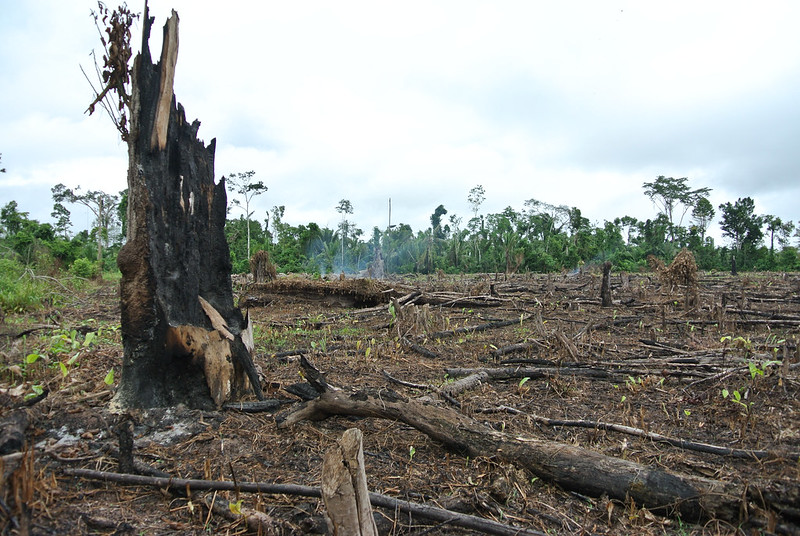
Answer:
[601,260,612,307]
[114,5,262,409]
[321,428,378,536]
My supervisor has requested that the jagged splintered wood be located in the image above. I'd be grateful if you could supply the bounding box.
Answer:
[321,428,378,536]
[114,3,262,409]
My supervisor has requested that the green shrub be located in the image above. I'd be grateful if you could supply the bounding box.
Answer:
[69,258,98,279]
[0,258,50,312]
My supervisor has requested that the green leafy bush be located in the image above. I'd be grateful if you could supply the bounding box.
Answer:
[69,258,98,279]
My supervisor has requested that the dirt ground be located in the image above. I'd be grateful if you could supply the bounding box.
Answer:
[1,269,799,535]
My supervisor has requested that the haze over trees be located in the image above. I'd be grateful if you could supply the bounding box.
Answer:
[3,171,797,298]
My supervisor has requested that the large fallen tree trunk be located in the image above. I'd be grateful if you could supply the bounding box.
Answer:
[278,387,752,524]
[114,5,261,409]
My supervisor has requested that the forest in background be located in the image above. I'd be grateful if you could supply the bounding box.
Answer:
[1,163,799,314]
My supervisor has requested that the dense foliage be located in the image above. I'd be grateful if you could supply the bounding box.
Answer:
[1,175,798,312]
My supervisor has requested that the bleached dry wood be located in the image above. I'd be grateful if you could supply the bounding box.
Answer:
[321,428,378,536]
[150,10,178,151]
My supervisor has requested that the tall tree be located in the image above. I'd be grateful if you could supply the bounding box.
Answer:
[642,176,711,241]
[777,220,795,248]
[52,184,118,268]
[615,216,639,245]
[430,204,448,240]
[226,170,267,260]
[719,197,763,263]
[467,185,485,219]
[690,197,715,241]
[51,201,72,240]
[336,199,354,270]
[764,215,783,255]
[467,185,486,264]
[1,201,28,238]
[270,205,287,244]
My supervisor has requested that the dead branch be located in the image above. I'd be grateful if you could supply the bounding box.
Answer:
[401,336,439,358]
[427,315,529,340]
[381,370,462,408]
[491,340,545,359]
[476,409,796,461]
[440,371,489,397]
[444,365,631,383]
[63,468,548,536]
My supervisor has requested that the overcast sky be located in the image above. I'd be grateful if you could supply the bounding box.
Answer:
[1,1,798,243]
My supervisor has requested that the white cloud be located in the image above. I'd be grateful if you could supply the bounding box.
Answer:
[1,0,798,240]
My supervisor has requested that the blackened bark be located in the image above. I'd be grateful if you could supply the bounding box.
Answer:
[601,261,612,307]
[114,5,261,409]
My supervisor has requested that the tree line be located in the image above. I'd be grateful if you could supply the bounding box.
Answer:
[1,173,798,285]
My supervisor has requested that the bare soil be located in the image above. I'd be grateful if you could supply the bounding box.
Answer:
[2,270,799,535]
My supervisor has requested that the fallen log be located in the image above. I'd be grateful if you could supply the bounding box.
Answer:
[277,387,750,524]
[416,293,507,308]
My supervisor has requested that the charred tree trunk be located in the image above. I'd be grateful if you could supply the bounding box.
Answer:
[250,250,277,283]
[601,261,612,307]
[114,6,262,410]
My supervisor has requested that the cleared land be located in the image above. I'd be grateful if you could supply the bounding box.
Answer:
[1,270,799,535]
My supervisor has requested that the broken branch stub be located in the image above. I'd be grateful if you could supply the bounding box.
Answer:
[114,4,261,410]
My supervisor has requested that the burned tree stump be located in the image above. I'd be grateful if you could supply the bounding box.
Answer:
[250,250,277,283]
[114,6,262,410]
[600,261,613,307]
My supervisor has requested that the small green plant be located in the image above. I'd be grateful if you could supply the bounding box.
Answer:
[722,388,752,412]
[26,352,44,365]
[517,376,530,396]
[25,384,45,400]
[59,352,81,378]
[229,499,243,515]
[310,337,327,352]
[104,368,115,385]
[408,445,416,462]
